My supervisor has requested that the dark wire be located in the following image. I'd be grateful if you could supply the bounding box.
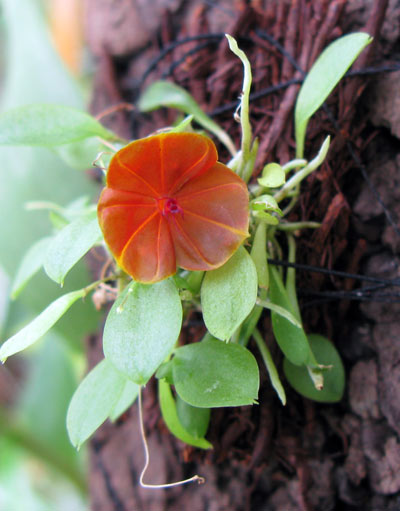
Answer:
[138,33,225,89]
[161,41,216,79]
[268,258,400,287]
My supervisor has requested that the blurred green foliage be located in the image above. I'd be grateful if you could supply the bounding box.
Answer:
[0,0,100,507]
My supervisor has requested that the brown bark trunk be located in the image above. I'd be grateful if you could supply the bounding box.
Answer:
[83,1,400,509]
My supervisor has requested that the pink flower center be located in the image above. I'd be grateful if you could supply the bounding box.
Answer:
[157,197,183,217]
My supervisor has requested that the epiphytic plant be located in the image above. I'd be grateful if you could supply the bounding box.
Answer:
[0,33,371,485]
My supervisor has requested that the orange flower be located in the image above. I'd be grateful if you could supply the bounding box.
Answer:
[97,133,249,283]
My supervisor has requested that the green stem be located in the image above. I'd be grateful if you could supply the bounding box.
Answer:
[243,138,259,184]
[252,328,286,405]
[281,195,299,217]
[225,35,255,180]
[186,271,204,295]
[285,234,301,321]
[274,136,330,203]
[117,270,131,294]
[227,151,242,172]
[276,221,321,231]
[238,304,263,346]
[82,273,120,297]
[282,159,307,174]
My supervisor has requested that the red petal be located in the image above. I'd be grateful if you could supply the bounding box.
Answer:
[160,133,217,194]
[170,162,249,270]
[98,188,156,258]
[106,133,217,197]
[118,213,176,283]
[107,136,161,197]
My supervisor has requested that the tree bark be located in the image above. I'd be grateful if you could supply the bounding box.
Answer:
[84,1,400,509]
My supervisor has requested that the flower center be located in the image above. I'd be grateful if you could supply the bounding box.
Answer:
[157,197,183,217]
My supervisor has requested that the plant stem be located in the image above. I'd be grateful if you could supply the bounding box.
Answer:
[276,221,321,231]
[282,159,307,173]
[274,136,330,203]
[225,35,256,180]
[82,273,120,297]
[252,328,286,405]
[285,234,301,321]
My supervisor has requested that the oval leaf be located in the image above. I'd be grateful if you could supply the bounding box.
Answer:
[0,104,115,146]
[283,334,345,403]
[0,289,85,362]
[103,280,182,384]
[269,266,310,365]
[295,33,371,157]
[11,236,52,298]
[201,246,257,340]
[258,163,285,188]
[67,359,126,449]
[158,379,212,449]
[172,338,259,408]
[44,210,102,285]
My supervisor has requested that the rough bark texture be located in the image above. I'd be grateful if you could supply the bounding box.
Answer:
[84,1,400,509]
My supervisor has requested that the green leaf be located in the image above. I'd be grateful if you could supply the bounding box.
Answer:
[44,210,102,285]
[172,338,259,408]
[250,223,269,289]
[0,104,115,147]
[257,299,302,328]
[283,334,345,402]
[169,115,194,133]
[155,360,174,384]
[103,280,182,384]
[66,359,126,449]
[55,137,107,170]
[258,163,285,188]
[109,379,139,422]
[253,328,286,405]
[252,211,279,225]
[225,34,254,179]
[158,379,212,449]
[295,32,371,157]
[11,237,52,299]
[26,196,92,223]
[250,194,282,214]
[269,266,310,365]
[201,246,258,341]
[138,80,236,156]
[0,289,85,362]
[176,394,210,439]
